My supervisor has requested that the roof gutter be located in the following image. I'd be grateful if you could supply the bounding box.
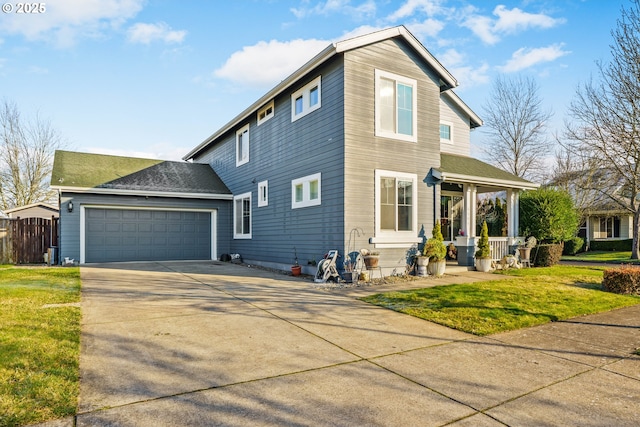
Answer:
[51,186,234,200]
[441,172,540,190]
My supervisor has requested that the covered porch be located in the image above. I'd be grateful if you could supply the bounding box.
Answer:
[434,154,539,267]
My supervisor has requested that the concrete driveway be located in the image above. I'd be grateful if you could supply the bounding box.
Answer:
[64,261,640,425]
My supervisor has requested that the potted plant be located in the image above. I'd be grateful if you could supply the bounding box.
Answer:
[475,221,493,272]
[518,236,537,264]
[424,222,447,276]
[291,247,302,276]
[361,249,380,269]
[342,254,359,284]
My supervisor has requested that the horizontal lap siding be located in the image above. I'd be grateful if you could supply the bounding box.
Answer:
[194,58,345,266]
[439,96,472,156]
[344,39,441,268]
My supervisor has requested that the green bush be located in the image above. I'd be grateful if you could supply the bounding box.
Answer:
[533,243,564,267]
[520,188,579,243]
[603,267,640,295]
[424,222,446,261]
[590,239,633,251]
[563,237,585,255]
[475,221,491,258]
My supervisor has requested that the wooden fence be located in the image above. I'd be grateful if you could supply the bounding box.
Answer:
[0,217,59,264]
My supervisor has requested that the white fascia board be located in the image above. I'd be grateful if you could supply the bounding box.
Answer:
[335,26,458,90]
[50,186,233,200]
[441,172,540,190]
[183,45,337,161]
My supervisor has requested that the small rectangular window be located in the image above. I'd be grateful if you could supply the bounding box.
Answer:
[291,76,322,122]
[292,173,321,209]
[236,124,249,167]
[258,180,268,207]
[440,122,453,144]
[234,192,251,239]
[257,100,274,125]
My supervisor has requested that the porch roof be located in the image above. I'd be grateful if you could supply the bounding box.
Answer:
[438,153,539,190]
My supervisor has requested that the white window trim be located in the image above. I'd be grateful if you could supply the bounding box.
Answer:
[374,69,418,143]
[371,169,421,248]
[291,172,321,209]
[236,124,250,167]
[440,121,454,144]
[258,180,268,207]
[257,100,274,126]
[291,76,322,122]
[233,192,252,239]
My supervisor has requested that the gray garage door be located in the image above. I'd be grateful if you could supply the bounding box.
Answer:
[85,208,212,263]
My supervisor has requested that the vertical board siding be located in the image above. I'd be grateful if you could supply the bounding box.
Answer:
[343,38,442,269]
[194,58,346,266]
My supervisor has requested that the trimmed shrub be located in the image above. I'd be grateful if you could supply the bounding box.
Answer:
[589,239,633,252]
[533,243,563,267]
[520,188,580,243]
[603,267,640,295]
[563,237,585,255]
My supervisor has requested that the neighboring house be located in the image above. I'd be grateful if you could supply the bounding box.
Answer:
[52,26,537,271]
[5,202,59,219]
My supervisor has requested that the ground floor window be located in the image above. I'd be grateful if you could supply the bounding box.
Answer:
[234,192,251,239]
[597,216,620,238]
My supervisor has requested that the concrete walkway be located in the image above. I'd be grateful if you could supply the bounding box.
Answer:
[42,261,640,426]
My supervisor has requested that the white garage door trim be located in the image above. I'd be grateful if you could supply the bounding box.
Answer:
[80,205,218,264]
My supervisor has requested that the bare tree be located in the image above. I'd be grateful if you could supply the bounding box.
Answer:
[563,0,640,259]
[481,75,553,181]
[0,100,66,211]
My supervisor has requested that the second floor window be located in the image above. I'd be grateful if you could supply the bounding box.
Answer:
[291,76,322,122]
[236,125,249,167]
[440,122,453,144]
[375,69,417,142]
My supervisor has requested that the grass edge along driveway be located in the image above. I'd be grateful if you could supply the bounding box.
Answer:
[360,265,640,336]
[0,265,81,427]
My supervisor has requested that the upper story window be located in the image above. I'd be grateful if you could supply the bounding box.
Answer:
[291,76,322,122]
[258,180,268,207]
[233,192,251,239]
[375,69,417,143]
[292,172,321,209]
[257,100,274,126]
[440,122,453,144]
[236,124,249,167]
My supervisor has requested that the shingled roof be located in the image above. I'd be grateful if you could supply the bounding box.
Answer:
[439,153,538,190]
[51,150,231,199]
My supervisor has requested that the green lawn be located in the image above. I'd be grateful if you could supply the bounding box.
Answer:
[361,265,640,336]
[562,251,640,264]
[0,266,81,427]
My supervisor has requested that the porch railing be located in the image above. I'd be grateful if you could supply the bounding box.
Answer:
[489,237,511,261]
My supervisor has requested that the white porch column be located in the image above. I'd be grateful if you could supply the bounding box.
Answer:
[463,183,477,237]
[506,189,519,237]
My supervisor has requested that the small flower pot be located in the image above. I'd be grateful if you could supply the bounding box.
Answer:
[364,255,379,269]
[475,257,493,272]
[291,265,302,276]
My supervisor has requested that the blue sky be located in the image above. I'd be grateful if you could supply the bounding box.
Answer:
[0,0,625,161]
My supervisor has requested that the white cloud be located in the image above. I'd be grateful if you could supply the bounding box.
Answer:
[437,49,490,88]
[291,0,376,20]
[386,0,444,22]
[127,22,186,44]
[461,5,565,45]
[213,38,330,89]
[0,0,144,47]
[498,44,571,72]
[407,18,445,39]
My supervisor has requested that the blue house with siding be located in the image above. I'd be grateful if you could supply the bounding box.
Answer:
[52,26,537,272]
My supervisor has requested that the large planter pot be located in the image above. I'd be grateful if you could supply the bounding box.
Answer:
[518,247,532,261]
[291,265,302,276]
[475,257,493,272]
[416,256,429,277]
[364,255,380,269]
[427,259,446,277]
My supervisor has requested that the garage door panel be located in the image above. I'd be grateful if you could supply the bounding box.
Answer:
[85,208,212,263]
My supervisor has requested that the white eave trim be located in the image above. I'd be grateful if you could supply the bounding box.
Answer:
[441,172,540,190]
[50,186,233,200]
